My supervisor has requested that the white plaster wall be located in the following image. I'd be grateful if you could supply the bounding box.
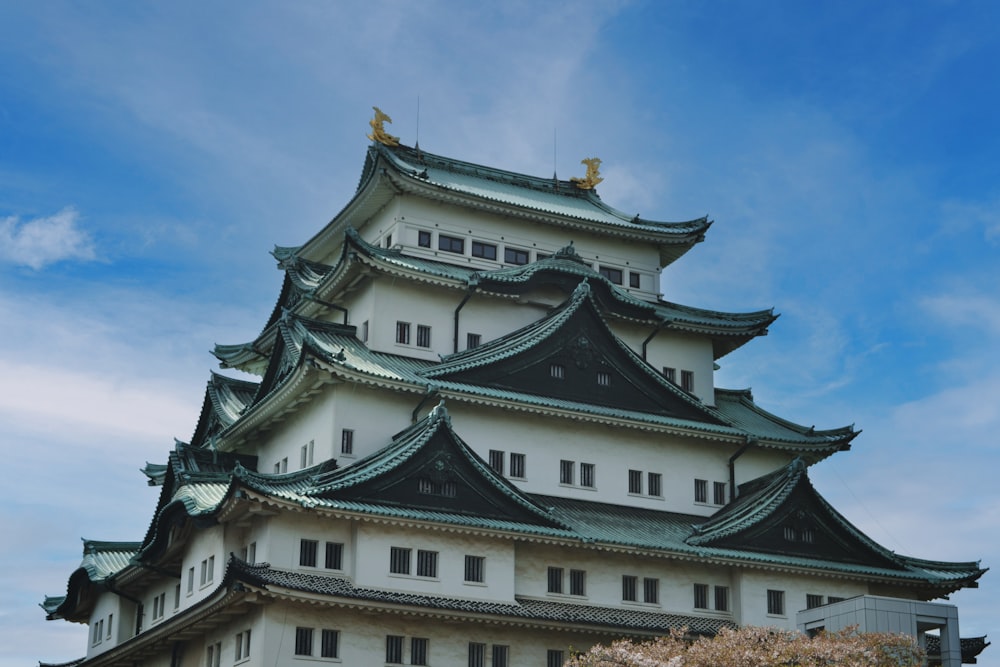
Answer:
[263,511,354,575]
[178,524,225,612]
[86,592,125,657]
[736,569,869,629]
[254,387,337,473]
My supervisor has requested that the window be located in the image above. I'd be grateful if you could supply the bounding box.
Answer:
[802,527,816,543]
[807,594,825,609]
[300,440,314,468]
[628,469,643,494]
[694,479,708,503]
[341,428,354,455]
[416,324,431,348]
[599,266,623,284]
[411,637,429,665]
[417,478,456,496]
[570,569,586,596]
[200,556,214,586]
[385,233,393,248]
[466,333,481,349]
[235,629,251,661]
[174,583,180,609]
[767,589,785,616]
[468,643,486,667]
[395,321,411,345]
[107,613,113,639]
[187,567,194,594]
[492,644,509,667]
[321,629,340,658]
[152,592,165,620]
[559,460,574,485]
[648,472,662,497]
[629,271,641,288]
[418,230,431,247]
[509,452,526,478]
[299,539,318,567]
[386,635,404,664]
[622,575,638,601]
[325,542,343,570]
[681,370,695,392]
[550,363,565,379]
[714,481,727,505]
[694,583,709,609]
[273,457,287,474]
[547,566,564,594]
[439,234,464,253]
[504,247,529,265]
[93,619,104,645]
[489,449,504,475]
[580,463,595,488]
[416,549,438,578]
[662,366,676,383]
[644,577,660,604]
[784,526,798,541]
[205,641,221,667]
[715,585,730,611]
[295,627,314,656]
[243,542,256,563]
[361,320,369,343]
[547,650,565,667]
[471,241,497,260]
[390,547,411,575]
[597,370,611,386]
[827,596,845,604]
[465,555,485,583]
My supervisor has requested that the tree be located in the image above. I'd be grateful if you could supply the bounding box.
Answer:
[565,626,925,667]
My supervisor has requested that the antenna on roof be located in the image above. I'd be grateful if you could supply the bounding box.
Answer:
[415,96,421,155]
[552,127,558,186]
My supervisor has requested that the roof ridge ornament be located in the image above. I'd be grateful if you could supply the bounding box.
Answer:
[553,241,587,264]
[570,157,603,190]
[367,106,400,147]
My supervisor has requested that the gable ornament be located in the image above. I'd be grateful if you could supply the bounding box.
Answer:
[367,106,400,146]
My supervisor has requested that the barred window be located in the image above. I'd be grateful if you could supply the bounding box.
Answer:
[550,363,565,379]
[468,642,486,667]
[416,549,438,578]
[492,644,509,667]
[694,479,708,503]
[569,569,586,596]
[622,575,638,601]
[662,366,676,383]
[597,370,611,386]
[386,635,404,664]
[416,324,431,348]
[389,547,411,575]
[648,472,662,497]
[694,583,709,609]
[681,369,695,392]
[465,555,485,583]
[559,460,574,485]
[411,637,429,666]
[807,594,825,609]
[325,542,343,570]
[547,650,565,667]
[320,629,339,658]
[509,452,526,478]
[341,429,354,455]
[644,577,659,604]
[547,566,564,594]
[714,481,727,505]
[395,321,411,345]
[628,469,643,494]
[294,627,313,656]
[299,539,318,567]
[767,589,785,615]
[715,585,730,612]
[466,333,482,349]
[489,449,504,475]
[580,463,595,488]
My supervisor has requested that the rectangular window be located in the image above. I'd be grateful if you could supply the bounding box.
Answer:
[509,452,526,478]
[694,583,709,609]
[361,320,369,343]
[299,539,318,567]
[570,569,586,596]
[321,629,340,658]
[580,462,595,488]
[714,481,727,505]
[767,589,785,616]
[504,247,529,265]
[465,555,485,583]
[173,583,180,609]
[599,266,623,284]
[386,635,404,664]
[234,629,251,661]
[385,233,392,248]
[206,641,221,667]
[395,321,411,345]
[550,363,565,379]
[466,333,482,349]
[694,479,708,503]
[390,547,411,575]
[681,370,695,392]
[559,460,574,485]
[416,324,431,348]
[416,550,438,578]
[547,566,564,594]
[492,644,509,667]
[439,234,465,253]
[418,230,431,248]
[663,367,676,383]
[827,596,845,604]
[489,449,505,475]
[547,650,565,667]
[300,440,314,468]
[622,575,638,601]
[648,472,662,497]
[411,637,429,665]
[628,469,643,494]
[629,271,641,288]
[644,577,660,604]
[200,556,214,586]
[471,241,497,260]
[294,627,313,656]
[468,642,486,667]
[107,613,113,639]
[806,594,825,609]
[325,542,343,570]
[341,428,354,455]
[273,462,281,473]
[187,567,194,594]
[715,585,730,612]
[597,370,611,386]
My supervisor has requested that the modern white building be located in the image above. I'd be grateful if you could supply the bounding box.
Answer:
[42,113,988,666]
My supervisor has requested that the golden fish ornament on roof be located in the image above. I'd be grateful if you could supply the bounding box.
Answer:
[367,106,399,146]
[570,157,603,190]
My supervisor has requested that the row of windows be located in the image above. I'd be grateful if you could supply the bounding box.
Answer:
[548,362,613,387]
[396,321,433,348]
[547,566,587,596]
[294,627,340,659]
[272,430,355,474]
[91,613,112,646]
[186,556,215,595]
[488,449,526,478]
[628,469,662,497]
[695,478,727,505]
[559,459,596,488]
[299,539,344,570]
[694,583,730,611]
[386,634,429,665]
[622,575,660,604]
[662,366,695,392]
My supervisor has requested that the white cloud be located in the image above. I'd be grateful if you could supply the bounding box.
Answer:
[0,207,96,269]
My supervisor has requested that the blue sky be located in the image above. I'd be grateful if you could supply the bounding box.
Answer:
[2,2,998,664]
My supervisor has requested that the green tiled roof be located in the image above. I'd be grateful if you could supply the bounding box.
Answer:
[713,389,855,447]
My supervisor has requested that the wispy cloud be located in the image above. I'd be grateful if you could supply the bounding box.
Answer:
[0,207,96,269]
